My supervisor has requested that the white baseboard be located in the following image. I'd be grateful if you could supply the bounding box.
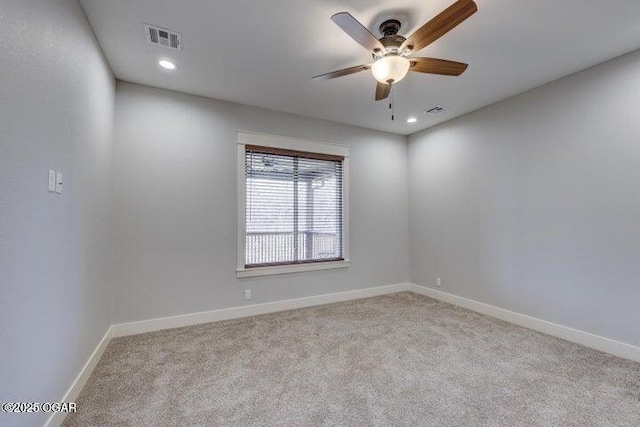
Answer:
[112,283,410,338]
[44,326,113,427]
[409,283,640,363]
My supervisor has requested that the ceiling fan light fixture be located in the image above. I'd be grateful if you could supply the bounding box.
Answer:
[315,1,477,102]
[371,56,410,84]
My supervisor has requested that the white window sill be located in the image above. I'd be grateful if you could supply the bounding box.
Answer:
[237,260,350,278]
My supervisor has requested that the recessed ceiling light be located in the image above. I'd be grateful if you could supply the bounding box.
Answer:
[158,60,176,70]
[407,117,417,123]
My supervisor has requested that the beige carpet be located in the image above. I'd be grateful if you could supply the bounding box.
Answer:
[63,292,640,426]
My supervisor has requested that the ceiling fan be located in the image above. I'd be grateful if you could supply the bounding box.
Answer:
[312,0,477,101]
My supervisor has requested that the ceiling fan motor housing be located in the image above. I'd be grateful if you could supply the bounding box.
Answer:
[379,35,406,54]
[379,19,402,36]
[377,20,406,55]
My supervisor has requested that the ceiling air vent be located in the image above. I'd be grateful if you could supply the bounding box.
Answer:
[145,24,182,50]
[424,106,446,115]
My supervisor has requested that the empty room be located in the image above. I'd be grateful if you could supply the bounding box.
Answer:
[2,0,640,426]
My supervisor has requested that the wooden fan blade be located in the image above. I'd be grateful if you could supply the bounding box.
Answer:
[400,0,477,53]
[375,82,391,101]
[331,12,385,54]
[312,64,370,81]
[410,57,468,76]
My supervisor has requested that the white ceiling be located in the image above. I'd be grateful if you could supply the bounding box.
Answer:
[79,0,640,135]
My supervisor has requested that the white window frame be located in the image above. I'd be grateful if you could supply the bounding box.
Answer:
[237,131,350,278]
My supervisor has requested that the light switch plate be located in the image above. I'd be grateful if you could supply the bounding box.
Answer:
[48,169,56,192]
[55,172,63,194]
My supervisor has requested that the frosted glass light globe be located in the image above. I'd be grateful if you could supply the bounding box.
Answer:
[371,56,410,84]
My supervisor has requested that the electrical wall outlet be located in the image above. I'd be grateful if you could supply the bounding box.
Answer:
[436,277,442,288]
[244,290,252,300]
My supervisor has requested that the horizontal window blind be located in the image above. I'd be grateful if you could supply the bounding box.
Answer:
[245,145,344,268]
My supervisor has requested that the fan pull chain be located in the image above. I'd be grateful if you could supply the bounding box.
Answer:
[390,89,395,121]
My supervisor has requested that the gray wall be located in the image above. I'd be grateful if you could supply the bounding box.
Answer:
[111,82,409,323]
[409,49,640,347]
[0,1,115,426]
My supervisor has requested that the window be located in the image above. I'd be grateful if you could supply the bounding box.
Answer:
[237,132,350,277]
